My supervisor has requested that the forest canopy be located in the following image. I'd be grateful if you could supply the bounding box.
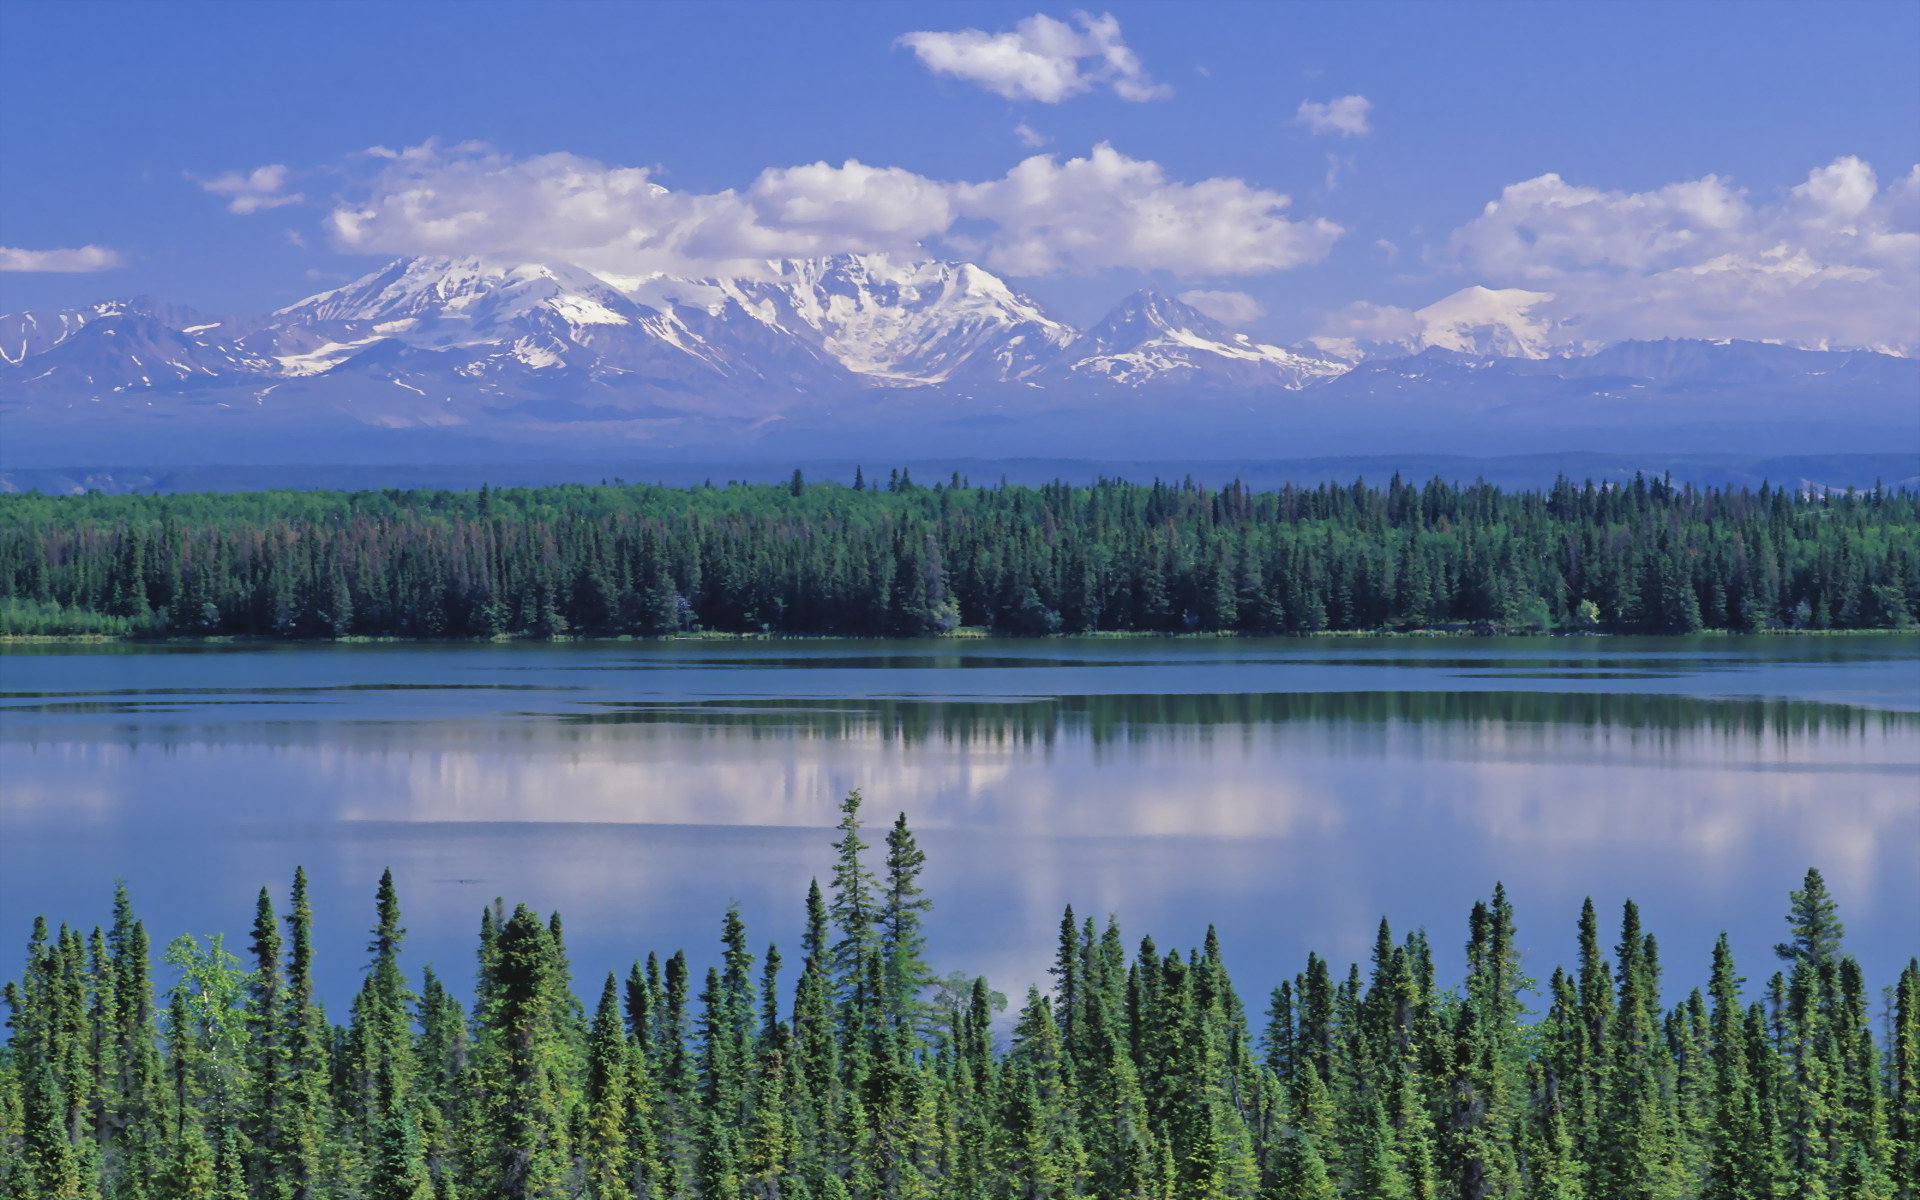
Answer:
[2,473,1916,640]
[2,793,1915,1198]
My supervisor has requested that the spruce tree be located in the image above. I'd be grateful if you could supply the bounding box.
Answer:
[6,839,1913,1200]
[1892,959,1919,1200]
[1263,1128,1336,1200]
[880,813,934,1034]
[367,1104,433,1200]
[478,905,569,1200]
[1775,868,1845,968]
[828,791,879,1020]
[582,974,632,1199]
[1704,934,1773,1200]
[281,867,328,1198]
[19,1062,85,1199]
[245,886,284,1189]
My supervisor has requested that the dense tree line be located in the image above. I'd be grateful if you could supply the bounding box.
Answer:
[4,793,1916,1199]
[1,473,1916,639]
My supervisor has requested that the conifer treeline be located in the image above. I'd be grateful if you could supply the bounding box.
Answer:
[2,473,1917,639]
[4,793,1916,1199]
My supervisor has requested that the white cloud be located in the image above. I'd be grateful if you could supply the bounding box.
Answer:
[1312,300,1423,355]
[199,164,304,214]
[1440,156,1920,352]
[749,160,956,241]
[952,144,1342,276]
[326,142,833,279]
[1296,95,1372,137]
[0,244,125,273]
[1178,290,1265,325]
[1013,121,1049,148]
[897,11,1168,103]
[324,139,1342,281]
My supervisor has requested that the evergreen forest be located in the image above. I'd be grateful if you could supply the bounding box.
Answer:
[3,473,1917,640]
[2,792,1915,1199]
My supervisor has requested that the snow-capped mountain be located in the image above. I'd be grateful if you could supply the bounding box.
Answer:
[277,257,642,336]
[1311,286,1591,363]
[265,256,764,385]
[2,298,273,393]
[655,255,1078,385]
[1069,290,1347,389]
[1412,286,1578,359]
[1,254,1348,408]
[1,298,217,365]
[247,253,1087,393]
[3,257,1913,466]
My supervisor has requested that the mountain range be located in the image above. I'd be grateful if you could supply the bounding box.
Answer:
[3,253,1914,466]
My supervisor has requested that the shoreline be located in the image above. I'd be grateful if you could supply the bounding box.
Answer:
[5,626,1913,647]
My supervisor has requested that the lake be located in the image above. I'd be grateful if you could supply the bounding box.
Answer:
[2,635,1916,1014]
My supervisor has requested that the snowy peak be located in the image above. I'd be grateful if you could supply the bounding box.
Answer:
[279,257,643,336]
[268,256,688,377]
[265,252,1080,387]
[1072,290,1349,390]
[1414,286,1568,360]
[34,261,1886,415]
[1084,289,1230,351]
[1311,285,1589,364]
[1,297,214,365]
[684,253,1077,384]
[4,310,272,392]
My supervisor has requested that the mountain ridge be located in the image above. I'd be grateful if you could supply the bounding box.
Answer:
[3,253,1914,465]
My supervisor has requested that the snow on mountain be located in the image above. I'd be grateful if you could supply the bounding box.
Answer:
[9,259,1909,467]
[278,257,639,332]
[1068,290,1348,389]
[656,254,1077,385]
[1,298,273,396]
[262,254,1079,390]
[1309,286,1589,363]
[273,256,808,393]
[1,298,214,366]
[2,258,1345,404]
[272,257,661,371]
[1413,286,1575,359]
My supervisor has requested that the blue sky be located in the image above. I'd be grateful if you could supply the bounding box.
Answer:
[3,0,1916,348]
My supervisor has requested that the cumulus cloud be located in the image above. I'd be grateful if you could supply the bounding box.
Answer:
[326,142,845,279]
[897,11,1168,103]
[1311,300,1425,359]
[953,144,1342,275]
[1013,121,1049,148]
[0,244,125,272]
[1177,290,1265,325]
[199,164,304,214]
[749,160,956,241]
[324,139,1341,281]
[1296,95,1372,137]
[1440,156,1920,352]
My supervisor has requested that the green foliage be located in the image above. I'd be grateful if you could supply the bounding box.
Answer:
[162,932,254,1131]
[5,473,1917,639]
[0,596,158,637]
[1,813,1904,1199]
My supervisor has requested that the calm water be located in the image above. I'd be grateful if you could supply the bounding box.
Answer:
[2,636,1916,1012]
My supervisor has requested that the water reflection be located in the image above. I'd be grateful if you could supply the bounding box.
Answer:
[557,689,1914,741]
[1,637,1915,1015]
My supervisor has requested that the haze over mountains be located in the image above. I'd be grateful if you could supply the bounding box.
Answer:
[3,252,1914,468]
